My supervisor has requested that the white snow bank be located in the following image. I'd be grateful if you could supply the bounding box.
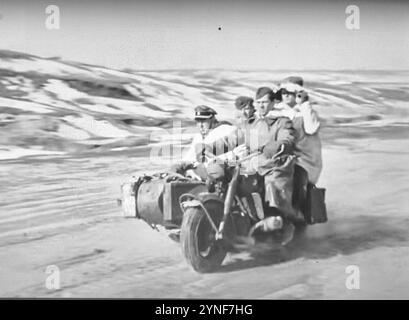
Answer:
[0,146,65,160]
[44,79,88,101]
[0,97,52,114]
[63,114,132,138]
[56,123,92,140]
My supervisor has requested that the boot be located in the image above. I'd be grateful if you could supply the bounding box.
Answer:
[281,220,295,246]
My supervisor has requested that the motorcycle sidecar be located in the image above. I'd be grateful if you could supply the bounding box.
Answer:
[120,173,208,228]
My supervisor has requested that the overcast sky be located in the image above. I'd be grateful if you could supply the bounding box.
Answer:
[0,0,408,70]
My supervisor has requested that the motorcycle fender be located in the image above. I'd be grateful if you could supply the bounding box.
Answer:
[180,193,224,209]
[196,192,224,206]
[181,193,225,236]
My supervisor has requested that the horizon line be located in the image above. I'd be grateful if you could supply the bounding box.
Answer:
[1,49,409,73]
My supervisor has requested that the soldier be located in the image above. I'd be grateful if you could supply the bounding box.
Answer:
[205,90,299,244]
[173,105,242,180]
[233,88,299,244]
[234,96,256,126]
[267,77,323,219]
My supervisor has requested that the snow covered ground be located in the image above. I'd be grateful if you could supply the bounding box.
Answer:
[1,50,408,160]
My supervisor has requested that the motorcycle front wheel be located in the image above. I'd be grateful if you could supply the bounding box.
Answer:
[180,200,227,273]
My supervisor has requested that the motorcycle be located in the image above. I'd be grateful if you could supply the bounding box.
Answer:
[119,152,327,273]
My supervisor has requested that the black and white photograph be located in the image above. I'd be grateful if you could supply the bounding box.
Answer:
[0,0,408,302]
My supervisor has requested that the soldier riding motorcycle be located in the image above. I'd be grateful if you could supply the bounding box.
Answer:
[119,102,327,273]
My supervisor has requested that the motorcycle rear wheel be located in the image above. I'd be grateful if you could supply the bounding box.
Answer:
[181,200,227,273]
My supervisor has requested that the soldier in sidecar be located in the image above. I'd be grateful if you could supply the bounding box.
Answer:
[171,105,243,181]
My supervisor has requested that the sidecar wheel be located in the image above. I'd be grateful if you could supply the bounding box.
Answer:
[181,201,227,273]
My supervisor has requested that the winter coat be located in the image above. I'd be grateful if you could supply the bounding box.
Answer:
[238,115,297,218]
[267,102,323,184]
[240,115,296,176]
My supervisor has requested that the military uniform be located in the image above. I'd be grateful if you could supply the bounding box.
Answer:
[240,115,297,219]
[269,78,323,220]
[208,97,298,219]
[183,105,243,164]
[173,105,243,179]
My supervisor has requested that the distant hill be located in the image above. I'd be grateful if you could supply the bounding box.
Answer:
[0,50,408,160]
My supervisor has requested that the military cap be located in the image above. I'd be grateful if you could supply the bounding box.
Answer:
[255,87,275,100]
[194,105,217,120]
[234,96,254,110]
[280,82,305,93]
[282,76,304,87]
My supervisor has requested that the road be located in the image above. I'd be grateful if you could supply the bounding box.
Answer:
[1,130,409,299]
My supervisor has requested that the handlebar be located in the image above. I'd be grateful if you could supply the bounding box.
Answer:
[222,151,261,168]
[193,143,287,168]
